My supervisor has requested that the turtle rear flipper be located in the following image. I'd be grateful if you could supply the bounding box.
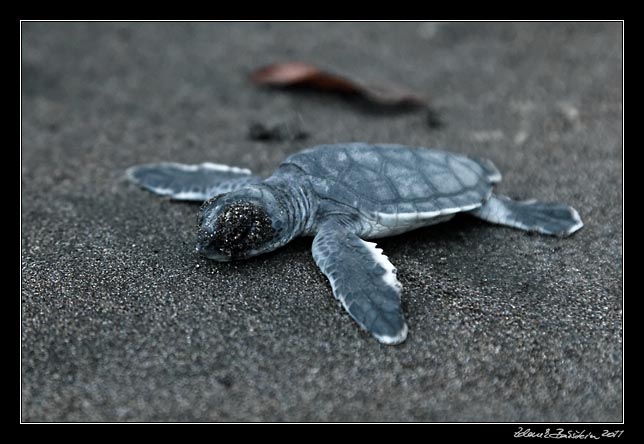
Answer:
[470,194,583,237]
[126,162,262,201]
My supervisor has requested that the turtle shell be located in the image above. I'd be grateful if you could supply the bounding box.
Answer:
[278,143,498,219]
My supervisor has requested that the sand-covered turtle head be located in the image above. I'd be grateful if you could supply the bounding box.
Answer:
[196,188,287,261]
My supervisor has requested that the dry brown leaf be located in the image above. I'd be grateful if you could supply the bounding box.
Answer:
[251,61,427,108]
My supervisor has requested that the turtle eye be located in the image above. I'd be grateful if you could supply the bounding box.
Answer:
[197,194,224,227]
[199,194,224,214]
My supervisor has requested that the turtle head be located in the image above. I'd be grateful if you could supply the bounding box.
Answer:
[196,188,286,261]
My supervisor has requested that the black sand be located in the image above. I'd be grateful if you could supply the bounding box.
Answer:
[21,22,623,422]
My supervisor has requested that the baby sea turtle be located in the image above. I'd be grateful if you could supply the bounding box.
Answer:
[126,143,583,345]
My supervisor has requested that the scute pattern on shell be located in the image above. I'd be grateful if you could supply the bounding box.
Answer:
[278,143,494,217]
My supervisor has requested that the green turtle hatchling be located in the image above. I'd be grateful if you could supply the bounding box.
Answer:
[127,143,583,345]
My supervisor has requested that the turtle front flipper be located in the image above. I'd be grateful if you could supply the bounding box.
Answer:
[312,218,408,345]
[126,162,262,201]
